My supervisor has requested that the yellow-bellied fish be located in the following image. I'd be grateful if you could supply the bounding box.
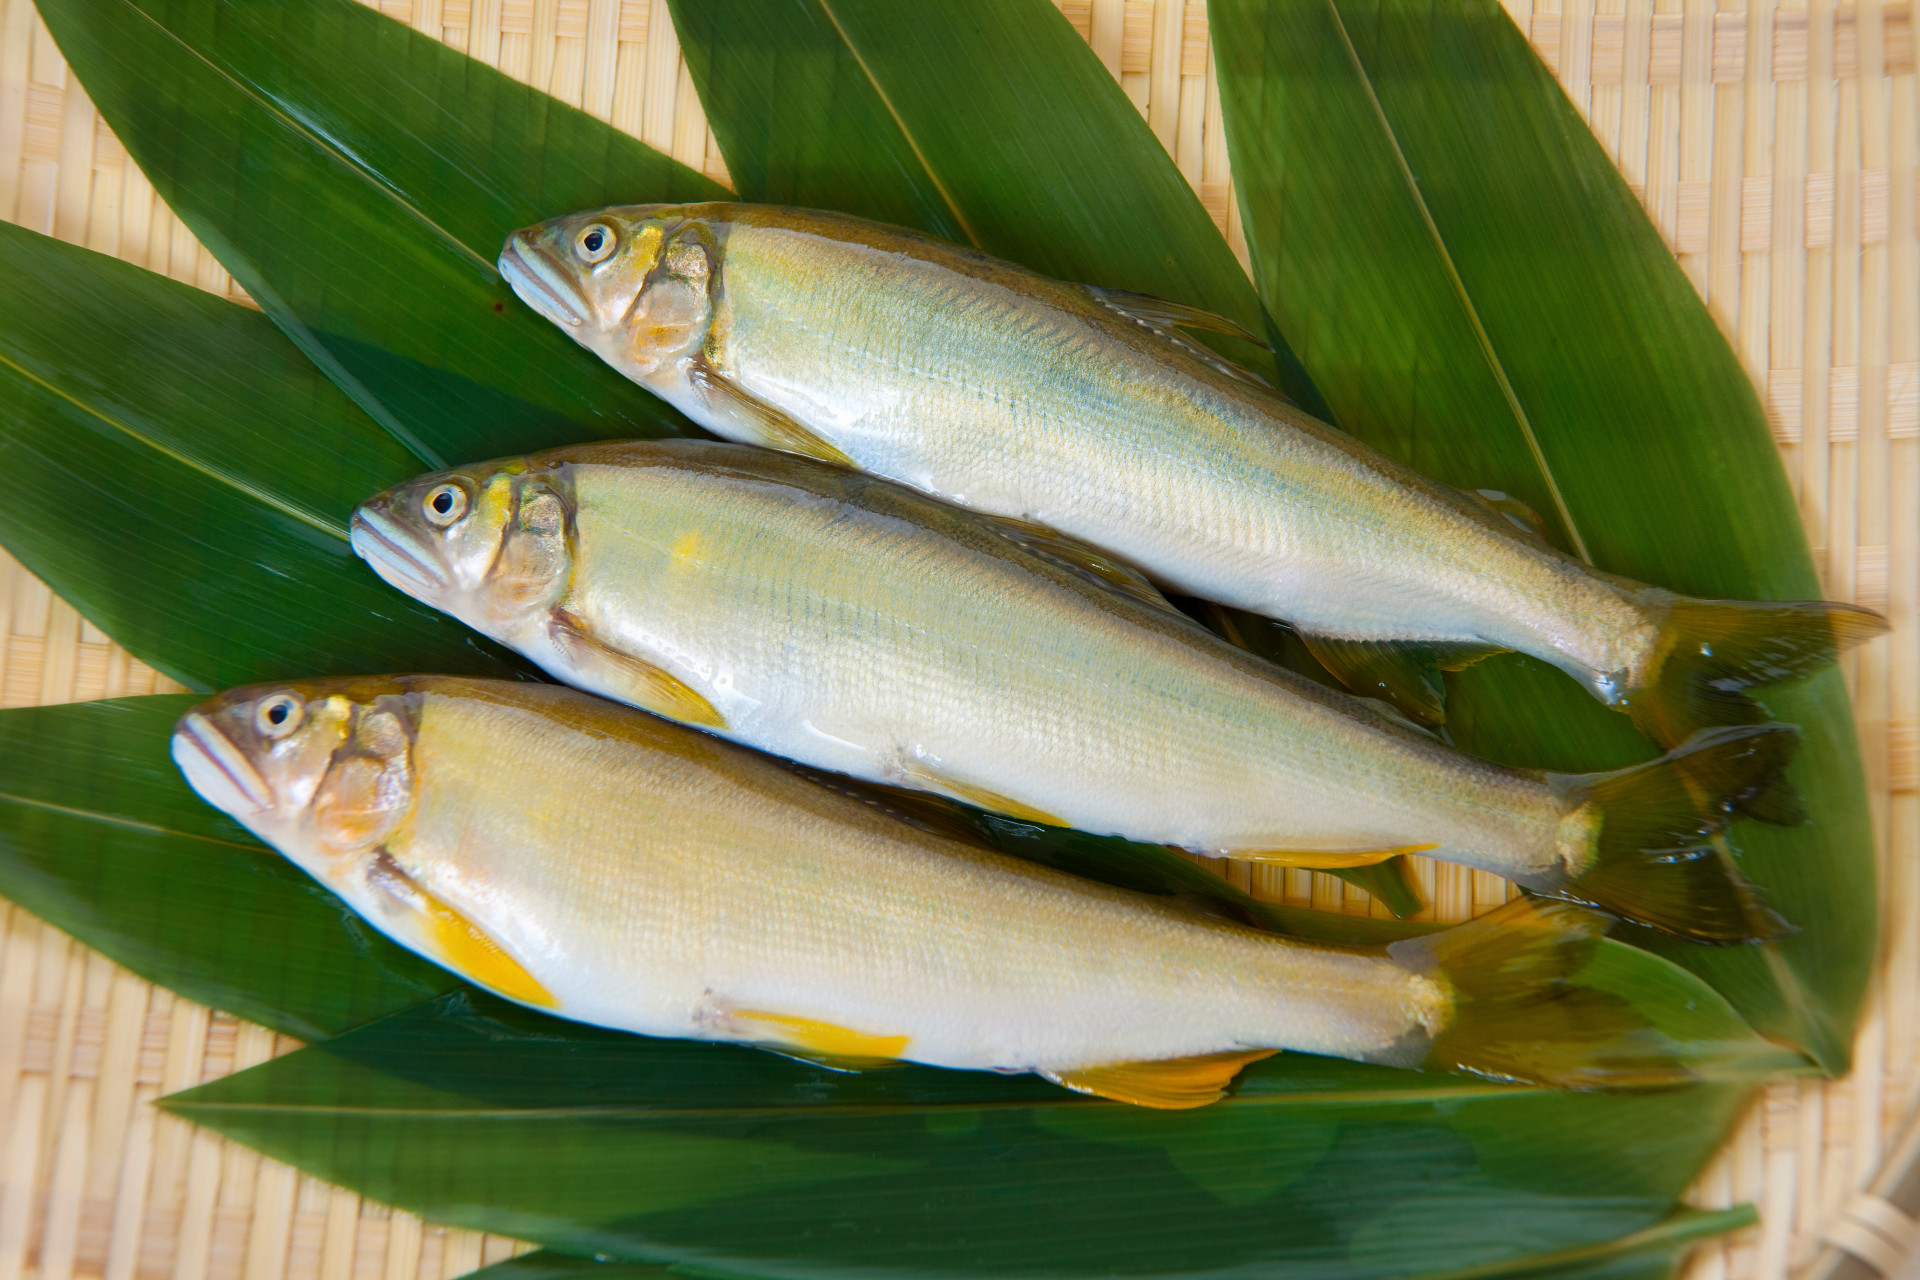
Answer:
[172,675,1689,1103]
[497,202,1883,748]
[351,440,1795,943]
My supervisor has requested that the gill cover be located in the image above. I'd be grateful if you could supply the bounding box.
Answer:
[500,206,720,380]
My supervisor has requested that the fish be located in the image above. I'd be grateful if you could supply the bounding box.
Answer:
[351,439,1797,943]
[171,674,1693,1103]
[496,202,1884,754]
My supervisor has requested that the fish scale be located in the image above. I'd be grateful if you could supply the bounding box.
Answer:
[352,436,1803,942]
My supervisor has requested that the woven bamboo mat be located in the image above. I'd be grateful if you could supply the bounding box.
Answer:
[0,0,1913,1278]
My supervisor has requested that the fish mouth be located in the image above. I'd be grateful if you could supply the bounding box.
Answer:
[350,506,450,598]
[172,712,273,816]
[498,234,591,329]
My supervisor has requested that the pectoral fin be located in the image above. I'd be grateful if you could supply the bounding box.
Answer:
[983,516,1176,614]
[368,853,556,1008]
[902,764,1066,827]
[548,611,727,729]
[732,1009,909,1068]
[1044,1048,1278,1109]
[1222,843,1438,868]
[687,358,857,468]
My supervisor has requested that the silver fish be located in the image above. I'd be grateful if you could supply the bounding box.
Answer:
[497,203,1884,747]
[352,439,1795,942]
[171,674,1689,1103]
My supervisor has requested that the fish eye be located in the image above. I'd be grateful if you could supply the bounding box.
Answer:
[576,223,616,265]
[255,693,304,740]
[422,483,468,527]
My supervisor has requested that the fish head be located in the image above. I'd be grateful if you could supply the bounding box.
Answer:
[500,205,718,379]
[171,678,421,883]
[351,461,575,642]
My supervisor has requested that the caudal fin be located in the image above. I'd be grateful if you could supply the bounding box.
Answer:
[1389,898,1689,1090]
[1627,597,1885,748]
[1549,724,1799,943]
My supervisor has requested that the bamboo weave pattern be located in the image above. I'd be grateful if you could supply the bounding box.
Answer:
[0,0,1912,1278]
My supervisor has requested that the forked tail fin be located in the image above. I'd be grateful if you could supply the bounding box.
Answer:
[1549,724,1800,943]
[1625,597,1886,748]
[1389,899,1690,1090]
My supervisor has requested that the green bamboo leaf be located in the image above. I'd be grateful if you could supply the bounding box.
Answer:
[0,697,459,1040]
[0,221,523,689]
[453,1207,1753,1280]
[665,0,1323,411]
[33,0,728,467]
[1211,0,1874,1069]
[165,987,1771,1280]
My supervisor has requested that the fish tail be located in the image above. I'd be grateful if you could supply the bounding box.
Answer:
[1389,898,1690,1089]
[1548,723,1800,943]
[1625,596,1886,748]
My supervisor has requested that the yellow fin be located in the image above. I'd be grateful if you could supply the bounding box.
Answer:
[1045,1049,1278,1109]
[732,1010,908,1063]
[1223,843,1438,868]
[548,611,727,729]
[687,358,857,468]
[368,854,557,1008]
[424,893,558,1007]
[902,764,1066,827]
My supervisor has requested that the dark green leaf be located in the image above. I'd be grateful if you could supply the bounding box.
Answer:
[0,220,524,689]
[0,697,459,1040]
[166,987,1770,1280]
[666,0,1323,411]
[34,0,728,466]
[1211,0,1874,1068]
[458,1208,1748,1280]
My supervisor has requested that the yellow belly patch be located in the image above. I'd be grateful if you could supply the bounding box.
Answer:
[731,1009,909,1061]
[1044,1048,1278,1109]
[1222,843,1437,868]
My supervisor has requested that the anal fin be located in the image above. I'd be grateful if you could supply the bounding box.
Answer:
[688,357,857,468]
[548,611,727,729]
[732,1009,909,1069]
[1223,843,1437,869]
[902,763,1066,827]
[1044,1048,1277,1109]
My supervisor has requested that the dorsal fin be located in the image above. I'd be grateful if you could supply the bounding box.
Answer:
[1077,285,1278,392]
[1044,1048,1277,1109]
[982,515,1179,615]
